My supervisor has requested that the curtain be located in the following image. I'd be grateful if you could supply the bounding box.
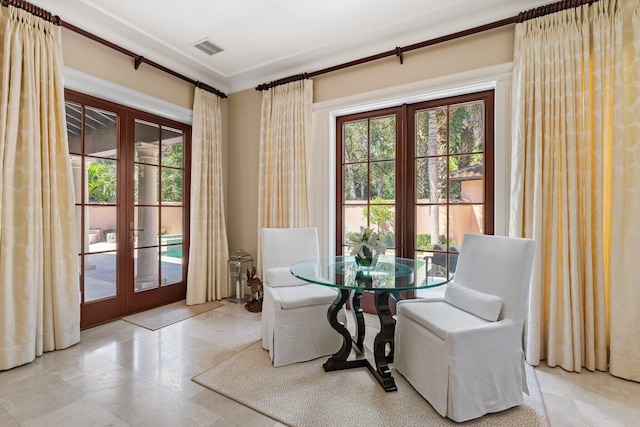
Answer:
[186,88,229,304]
[610,0,640,381]
[256,80,313,272]
[0,6,80,370]
[510,0,640,381]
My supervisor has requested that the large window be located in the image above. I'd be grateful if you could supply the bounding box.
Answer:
[337,91,494,271]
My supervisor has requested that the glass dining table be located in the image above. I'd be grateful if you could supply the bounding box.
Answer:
[290,255,452,392]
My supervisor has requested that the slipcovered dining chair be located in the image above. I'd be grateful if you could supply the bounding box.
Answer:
[260,227,342,367]
[394,233,536,422]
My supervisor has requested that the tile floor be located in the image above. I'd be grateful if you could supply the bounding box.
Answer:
[0,301,638,426]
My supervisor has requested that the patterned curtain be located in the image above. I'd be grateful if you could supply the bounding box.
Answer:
[510,0,640,381]
[186,88,229,304]
[0,6,80,370]
[256,80,313,273]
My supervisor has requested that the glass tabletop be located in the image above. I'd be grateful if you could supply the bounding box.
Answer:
[290,256,452,291]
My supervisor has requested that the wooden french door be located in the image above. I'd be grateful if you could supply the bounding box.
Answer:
[65,91,190,328]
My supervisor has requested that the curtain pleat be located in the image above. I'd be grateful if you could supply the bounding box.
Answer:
[256,80,313,274]
[511,0,640,381]
[0,6,80,370]
[186,88,229,304]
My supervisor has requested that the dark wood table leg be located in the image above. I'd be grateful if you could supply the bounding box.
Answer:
[323,289,367,372]
[370,291,397,392]
[349,290,365,353]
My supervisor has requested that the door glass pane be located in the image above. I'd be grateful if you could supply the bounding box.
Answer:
[344,164,367,202]
[343,205,367,248]
[66,103,82,154]
[415,205,449,250]
[370,115,396,161]
[415,107,447,157]
[415,157,448,203]
[449,101,484,155]
[134,206,158,248]
[134,247,160,292]
[134,163,159,204]
[449,154,483,203]
[449,204,483,244]
[85,107,117,157]
[135,120,160,165]
[70,155,83,204]
[369,160,395,202]
[343,120,368,162]
[86,159,117,204]
[161,128,183,167]
[161,168,183,204]
[84,252,117,302]
[134,206,159,292]
[373,206,396,253]
[87,206,117,253]
[160,205,183,284]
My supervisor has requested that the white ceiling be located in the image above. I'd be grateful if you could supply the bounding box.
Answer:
[29,0,553,94]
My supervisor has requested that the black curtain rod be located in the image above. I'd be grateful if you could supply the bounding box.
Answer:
[1,0,227,99]
[255,0,599,91]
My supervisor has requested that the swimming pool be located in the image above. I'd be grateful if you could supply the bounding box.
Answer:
[160,234,182,259]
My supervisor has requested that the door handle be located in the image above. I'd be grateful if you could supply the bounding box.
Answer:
[130,222,144,242]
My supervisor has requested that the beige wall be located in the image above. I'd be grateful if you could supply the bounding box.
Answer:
[226,89,262,257]
[227,25,516,263]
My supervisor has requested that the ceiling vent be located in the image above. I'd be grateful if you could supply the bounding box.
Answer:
[193,38,224,56]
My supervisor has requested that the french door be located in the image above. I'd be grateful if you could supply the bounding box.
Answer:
[65,91,191,328]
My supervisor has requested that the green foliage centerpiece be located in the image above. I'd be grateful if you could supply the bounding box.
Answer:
[348,226,386,270]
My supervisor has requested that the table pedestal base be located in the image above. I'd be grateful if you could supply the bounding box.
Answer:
[323,288,398,392]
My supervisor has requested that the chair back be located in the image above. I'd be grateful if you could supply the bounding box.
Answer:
[453,234,535,323]
[261,227,320,274]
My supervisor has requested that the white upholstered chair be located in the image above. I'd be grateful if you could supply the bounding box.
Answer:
[260,227,342,367]
[394,233,536,422]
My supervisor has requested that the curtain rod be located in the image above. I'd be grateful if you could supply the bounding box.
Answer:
[1,0,227,99]
[255,0,598,91]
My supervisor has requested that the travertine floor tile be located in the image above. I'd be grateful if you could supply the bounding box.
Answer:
[21,396,128,427]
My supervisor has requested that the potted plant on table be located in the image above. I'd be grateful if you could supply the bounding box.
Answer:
[348,226,386,270]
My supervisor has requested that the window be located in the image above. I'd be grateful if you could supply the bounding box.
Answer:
[337,91,494,270]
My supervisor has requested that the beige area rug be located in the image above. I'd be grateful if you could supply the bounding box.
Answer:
[122,299,223,330]
[193,342,550,427]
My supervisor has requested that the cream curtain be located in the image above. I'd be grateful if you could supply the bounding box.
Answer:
[510,0,640,381]
[186,88,229,304]
[257,80,312,229]
[0,6,80,370]
[256,80,313,272]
